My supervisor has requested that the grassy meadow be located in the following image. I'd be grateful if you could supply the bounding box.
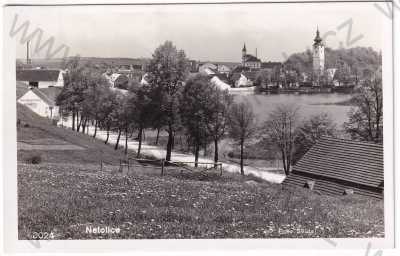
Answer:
[17,101,384,239]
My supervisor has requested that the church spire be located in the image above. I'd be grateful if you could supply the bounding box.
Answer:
[242,43,246,53]
[314,27,322,46]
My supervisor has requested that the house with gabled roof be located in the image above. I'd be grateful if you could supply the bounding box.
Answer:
[16,69,65,88]
[282,136,383,199]
[17,87,62,120]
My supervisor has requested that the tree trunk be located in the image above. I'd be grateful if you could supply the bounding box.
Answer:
[105,125,110,144]
[194,142,199,168]
[93,120,98,138]
[76,112,81,132]
[72,111,76,131]
[124,125,128,155]
[137,126,143,158]
[214,138,219,168]
[82,118,87,134]
[281,148,289,176]
[155,127,160,145]
[166,125,173,162]
[115,129,121,150]
[171,131,175,150]
[240,138,244,175]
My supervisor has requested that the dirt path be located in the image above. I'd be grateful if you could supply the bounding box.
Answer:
[60,121,286,183]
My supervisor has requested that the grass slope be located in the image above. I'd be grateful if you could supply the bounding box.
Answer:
[18,163,384,239]
[17,102,384,239]
[17,103,133,165]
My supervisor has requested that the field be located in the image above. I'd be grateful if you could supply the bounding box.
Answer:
[17,103,384,239]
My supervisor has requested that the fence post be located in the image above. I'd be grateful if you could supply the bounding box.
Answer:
[100,159,103,172]
[119,159,122,173]
[220,163,222,176]
[161,159,165,176]
[127,159,130,174]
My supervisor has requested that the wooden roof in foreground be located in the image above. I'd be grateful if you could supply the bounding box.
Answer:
[283,136,383,198]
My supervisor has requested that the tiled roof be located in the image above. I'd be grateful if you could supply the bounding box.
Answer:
[30,87,62,107]
[283,136,383,198]
[243,54,260,62]
[283,172,383,199]
[16,69,60,82]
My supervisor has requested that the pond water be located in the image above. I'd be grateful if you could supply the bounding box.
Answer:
[234,93,354,126]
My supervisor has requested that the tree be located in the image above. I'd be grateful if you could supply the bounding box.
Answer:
[80,70,110,136]
[56,56,85,131]
[129,82,152,158]
[206,85,233,167]
[180,74,212,167]
[97,89,118,144]
[228,101,257,175]
[263,104,299,175]
[344,73,383,143]
[254,69,272,88]
[146,41,189,162]
[293,113,337,163]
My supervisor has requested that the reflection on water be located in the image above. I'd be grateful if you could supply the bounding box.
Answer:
[234,93,354,126]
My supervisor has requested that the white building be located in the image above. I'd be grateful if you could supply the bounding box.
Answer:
[16,69,65,88]
[242,43,261,69]
[199,63,217,75]
[312,28,325,77]
[217,64,231,74]
[17,87,62,120]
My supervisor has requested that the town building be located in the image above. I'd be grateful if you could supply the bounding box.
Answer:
[103,70,130,89]
[217,64,231,74]
[312,28,325,77]
[282,136,383,199]
[16,69,65,88]
[17,87,62,120]
[242,43,261,69]
[199,63,217,75]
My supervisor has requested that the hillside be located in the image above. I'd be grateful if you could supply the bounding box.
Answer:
[17,102,384,239]
[18,161,384,239]
[17,103,135,165]
[284,47,381,75]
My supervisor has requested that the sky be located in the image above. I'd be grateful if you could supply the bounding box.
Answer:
[11,2,385,62]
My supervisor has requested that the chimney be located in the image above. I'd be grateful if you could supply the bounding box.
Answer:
[26,41,31,65]
[255,48,258,58]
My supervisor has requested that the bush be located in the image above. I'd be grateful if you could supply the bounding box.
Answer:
[26,154,42,164]
[23,123,30,128]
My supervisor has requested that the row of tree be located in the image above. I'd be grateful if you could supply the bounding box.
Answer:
[56,41,383,176]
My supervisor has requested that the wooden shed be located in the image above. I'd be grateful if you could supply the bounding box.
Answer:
[282,136,383,199]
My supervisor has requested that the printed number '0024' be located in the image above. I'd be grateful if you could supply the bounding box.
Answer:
[32,232,54,239]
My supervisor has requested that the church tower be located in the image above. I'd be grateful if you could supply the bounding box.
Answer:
[313,28,325,76]
[242,43,247,66]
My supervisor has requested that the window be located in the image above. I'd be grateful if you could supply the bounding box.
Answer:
[304,180,315,190]
[343,189,354,195]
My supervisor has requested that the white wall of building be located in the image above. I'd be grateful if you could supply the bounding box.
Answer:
[17,90,59,119]
[313,45,325,75]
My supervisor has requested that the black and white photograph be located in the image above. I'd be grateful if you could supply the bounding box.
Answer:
[1,0,398,253]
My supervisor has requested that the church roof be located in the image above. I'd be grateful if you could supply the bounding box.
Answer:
[243,54,260,62]
[313,28,323,46]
